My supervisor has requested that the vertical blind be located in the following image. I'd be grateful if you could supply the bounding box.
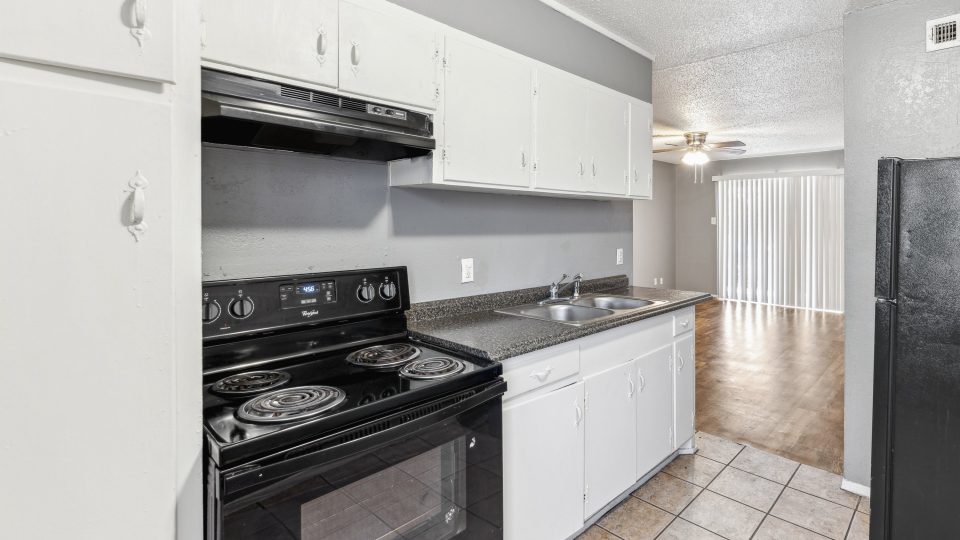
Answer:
[716,173,844,312]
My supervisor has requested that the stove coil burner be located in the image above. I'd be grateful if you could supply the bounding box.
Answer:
[400,357,466,380]
[210,370,292,396]
[237,386,346,424]
[346,343,421,369]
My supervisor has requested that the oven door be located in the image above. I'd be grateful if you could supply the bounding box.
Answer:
[209,380,505,540]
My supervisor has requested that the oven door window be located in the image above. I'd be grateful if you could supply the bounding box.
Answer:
[218,399,502,539]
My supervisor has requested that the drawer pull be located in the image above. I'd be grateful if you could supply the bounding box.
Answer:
[680,319,690,328]
[529,367,553,383]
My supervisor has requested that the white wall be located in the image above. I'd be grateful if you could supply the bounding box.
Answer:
[842,0,960,488]
[202,146,634,302]
[634,160,677,289]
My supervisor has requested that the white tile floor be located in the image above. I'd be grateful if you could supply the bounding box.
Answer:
[579,432,869,540]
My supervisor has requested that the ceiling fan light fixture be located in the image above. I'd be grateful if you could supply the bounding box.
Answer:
[682,150,710,166]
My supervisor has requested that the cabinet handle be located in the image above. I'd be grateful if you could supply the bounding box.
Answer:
[677,354,685,372]
[521,150,526,168]
[528,366,553,383]
[129,0,151,47]
[633,169,639,183]
[578,160,584,176]
[316,27,328,62]
[350,41,361,73]
[127,171,149,242]
[592,161,597,178]
[627,374,635,398]
[637,370,646,393]
[575,401,583,426]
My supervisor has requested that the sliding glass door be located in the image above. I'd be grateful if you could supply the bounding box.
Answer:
[716,173,844,312]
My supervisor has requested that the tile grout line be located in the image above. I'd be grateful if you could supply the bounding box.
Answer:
[841,498,859,540]
[750,462,799,540]
[726,463,861,511]
[653,442,747,540]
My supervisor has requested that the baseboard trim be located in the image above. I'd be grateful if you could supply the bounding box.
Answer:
[841,478,871,497]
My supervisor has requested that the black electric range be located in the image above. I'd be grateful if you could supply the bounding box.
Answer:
[202,267,505,540]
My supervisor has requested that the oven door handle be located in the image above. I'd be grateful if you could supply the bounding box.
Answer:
[222,379,507,497]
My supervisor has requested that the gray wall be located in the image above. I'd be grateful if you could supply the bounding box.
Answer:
[843,0,960,487]
[633,160,677,289]
[673,150,846,295]
[674,161,721,294]
[202,145,633,302]
[392,0,653,103]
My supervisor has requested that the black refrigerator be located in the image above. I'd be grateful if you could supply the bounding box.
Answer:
[872,157,960,539]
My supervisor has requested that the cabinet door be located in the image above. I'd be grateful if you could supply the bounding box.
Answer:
[443,35,533,188]
[534,68,587,192]
[674,335,696,447]
[629,100,653,199]
[202,0,338,89]
[586,87,629,195]
[584,361,637,517]
[503,383,585,540]
[0,66,175,536]
[338,0,439,110]
[0,0,174,83]
[636,344,675,478]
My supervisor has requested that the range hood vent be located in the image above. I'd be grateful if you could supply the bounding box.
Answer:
[201,70,435,161]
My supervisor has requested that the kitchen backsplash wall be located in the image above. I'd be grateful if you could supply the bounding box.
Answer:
[202,145,633,303]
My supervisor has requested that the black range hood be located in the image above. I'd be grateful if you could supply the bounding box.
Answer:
[201,69,435,161]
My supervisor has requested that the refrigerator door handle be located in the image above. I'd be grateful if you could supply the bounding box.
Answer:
[876,297,898,305]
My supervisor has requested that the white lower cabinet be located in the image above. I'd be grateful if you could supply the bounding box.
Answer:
[584,360,638,516]
[674,334,696,446]
[503,382,584,540]
[636,344,675,477]
[502,313,697,539]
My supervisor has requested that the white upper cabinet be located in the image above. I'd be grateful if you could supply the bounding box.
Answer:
[202,0,338,89]
[503,382,585,540]
[674,334,696,447]
[586,86,629,196]
[338,0,440,110]
[0,0,174,83]
[629,99,654,199]
[534,68,588,193]
[636,344,675,478]
[442,34,534,188]
[584,360,637,517]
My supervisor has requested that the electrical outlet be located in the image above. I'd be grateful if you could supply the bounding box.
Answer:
[653,277,658,286]
[659,277,664,285]
[461,258,474,283]
[616,248,624,265]
[711,217,717,225]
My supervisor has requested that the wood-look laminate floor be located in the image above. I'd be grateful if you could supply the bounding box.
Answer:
[694,299,846,474]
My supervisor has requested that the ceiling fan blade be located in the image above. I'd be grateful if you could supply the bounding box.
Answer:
[664,142,686,147]
[707,141,746,149]
[653,148,683,153]
[710,147,746,155]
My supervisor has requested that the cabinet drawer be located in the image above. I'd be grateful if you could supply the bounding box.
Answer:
[673,308,695,336]
[503,347,579,401]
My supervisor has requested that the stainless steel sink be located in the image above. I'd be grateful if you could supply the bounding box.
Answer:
[495,293,668,326]
[572,296,660,310]
[496,303,615,325]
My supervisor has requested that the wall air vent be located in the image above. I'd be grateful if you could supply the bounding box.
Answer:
[927,14,959,52]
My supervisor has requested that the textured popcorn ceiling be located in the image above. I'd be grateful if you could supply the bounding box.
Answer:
[553,0,893,162]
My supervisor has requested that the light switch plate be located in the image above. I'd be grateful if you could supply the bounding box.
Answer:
[461,258,474,283]
[711,217,717,225]
[616,248,624,265]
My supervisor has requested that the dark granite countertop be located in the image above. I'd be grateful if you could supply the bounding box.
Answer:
[407,283,712,362]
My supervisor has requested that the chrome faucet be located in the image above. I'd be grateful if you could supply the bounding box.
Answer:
[544,273,584,303]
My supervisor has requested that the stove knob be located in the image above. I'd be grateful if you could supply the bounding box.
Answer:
[228,297,255,319]
[202,300,221,324]
[379,281,397,300]
[356,283,376,303]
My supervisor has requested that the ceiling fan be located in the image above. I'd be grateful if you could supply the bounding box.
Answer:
[654,131,746,166]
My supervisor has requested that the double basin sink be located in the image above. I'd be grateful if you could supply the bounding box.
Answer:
[496,294,667,326]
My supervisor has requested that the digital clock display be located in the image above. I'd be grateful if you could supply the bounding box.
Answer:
[297,283,319,295]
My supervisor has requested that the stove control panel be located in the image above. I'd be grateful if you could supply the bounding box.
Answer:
[202,267,409,340]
